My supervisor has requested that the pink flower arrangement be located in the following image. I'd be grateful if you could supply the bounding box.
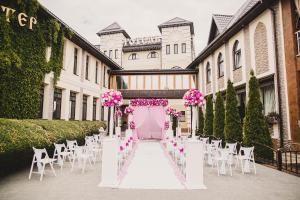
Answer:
[101,90,123,107]
[124,106,134,114]
[120,145,124,151]
[173,111,182,118]
[115,109,123,117]
[179,147,184,153]
[129,121,136,130]
[166,107,176,115]
[183,88,204,107]
[130,99,168,107]
[164,121,170,130]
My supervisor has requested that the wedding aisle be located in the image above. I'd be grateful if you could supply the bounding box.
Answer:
[118,141,185,189]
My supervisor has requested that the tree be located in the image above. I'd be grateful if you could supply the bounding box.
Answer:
[213,92,225,139]
[224,80,243,142]
[243,71,273,158]
[204,95,214,136]
[197,107,204,135]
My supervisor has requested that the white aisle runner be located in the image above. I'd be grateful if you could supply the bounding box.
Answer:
[118,141,184,189]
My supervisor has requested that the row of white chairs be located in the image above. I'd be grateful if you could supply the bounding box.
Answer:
[200,137,256,176]
[29,134,104,181]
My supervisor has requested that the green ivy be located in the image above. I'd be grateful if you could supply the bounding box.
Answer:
[0,0,71,119]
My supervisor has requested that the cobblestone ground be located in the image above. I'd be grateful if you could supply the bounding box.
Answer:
[0,161,299,200]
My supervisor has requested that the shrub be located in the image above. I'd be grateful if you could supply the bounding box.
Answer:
[0,119,106,176]
[243,72,273,159]
[213,92,225,139]
[204,95,214,136]
[224,80,243,142]
[197,107,204,135]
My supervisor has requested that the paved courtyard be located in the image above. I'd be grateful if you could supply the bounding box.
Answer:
[0,157,299,200]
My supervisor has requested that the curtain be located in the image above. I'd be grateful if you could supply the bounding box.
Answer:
[263,86,276,114]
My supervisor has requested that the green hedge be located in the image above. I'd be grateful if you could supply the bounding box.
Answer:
[0,119,106,176]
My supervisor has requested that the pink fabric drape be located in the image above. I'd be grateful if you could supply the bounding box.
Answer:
[132,106,166,140]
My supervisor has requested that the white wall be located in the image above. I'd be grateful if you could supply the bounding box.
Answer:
[122,50,161,70]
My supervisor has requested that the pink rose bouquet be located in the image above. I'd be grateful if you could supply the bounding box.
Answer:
[115,109,123,117]
[101,90,123,107]
[124,106,134,114]
[183,88,204,107]
[166,107,176,115]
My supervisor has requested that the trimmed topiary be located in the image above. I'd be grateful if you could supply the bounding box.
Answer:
[225,80,242,142]
[243,71,273,159]
[197,107,204,135]
[213,92,225,139]
[204,95,213,136]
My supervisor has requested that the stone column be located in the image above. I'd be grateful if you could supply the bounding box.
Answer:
[86,95,93,121]
[43,81,54,120]
[61,89,70,121]
[75,92,82,120]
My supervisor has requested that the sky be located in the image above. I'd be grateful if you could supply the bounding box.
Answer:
[38,0,246,54]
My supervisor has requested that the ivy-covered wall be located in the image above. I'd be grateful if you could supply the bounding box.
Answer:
[0,0,71,119]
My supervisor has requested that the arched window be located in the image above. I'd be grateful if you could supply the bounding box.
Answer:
[129,53,137,60]
[147,51,158,58]
[206,62,211,83]
[217,53,224,78]
[233,40,241,69]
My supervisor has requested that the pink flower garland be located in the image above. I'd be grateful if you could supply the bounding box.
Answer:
[115,109,123,117]
[183,88,204,107]
[130,99,168,107]
[101,90,123,107]
[164,121,170,130]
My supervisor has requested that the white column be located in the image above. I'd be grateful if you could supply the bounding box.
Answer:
[75,92,82,120]
[61,89,70,121]
[86,95,93,121]
[185,140,206,189]
[192,106,198,139]
[43,83,54,120]
[96,98,101,120]
[98,138,119,188]
[109,107,114,137]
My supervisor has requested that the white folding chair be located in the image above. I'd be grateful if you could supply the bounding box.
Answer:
[53,143,72,170]
[239,146,256,174]
[29,147,56,181]
[226,142,239,168]
[211,139,222,149]
[71,146,93,173]
[215,149,232,176]
[66,140,78,155]
[199,137,209,144]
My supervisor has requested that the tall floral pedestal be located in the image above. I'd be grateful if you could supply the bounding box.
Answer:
[185,140,206,189]
[109,107,114,138]
[98,138,118,187]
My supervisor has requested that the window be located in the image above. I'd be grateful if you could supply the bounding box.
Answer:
[69,92,76,120]
[93,98,97,121]
[85,56,89,80]
[103,50,107,55]
[109,50,112,58]
[181,43,186,53]
[233,40,241,69]
[73,48,78,75]
[148,51,158,58]
[129,53,137,60]
[261,85,276,115]
[217,53,224,78]
[53,88,62,120]
[296,31,300,55]
[82,95,88,121]
[95,61,98,84]
[115,49,118,59]
[166,45,170,55]
[174,44,178,54]
[206,62,211,83]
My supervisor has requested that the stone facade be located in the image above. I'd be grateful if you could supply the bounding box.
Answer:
[254,22,269,75]
[218,77,225,90]
[233,67,243,83]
